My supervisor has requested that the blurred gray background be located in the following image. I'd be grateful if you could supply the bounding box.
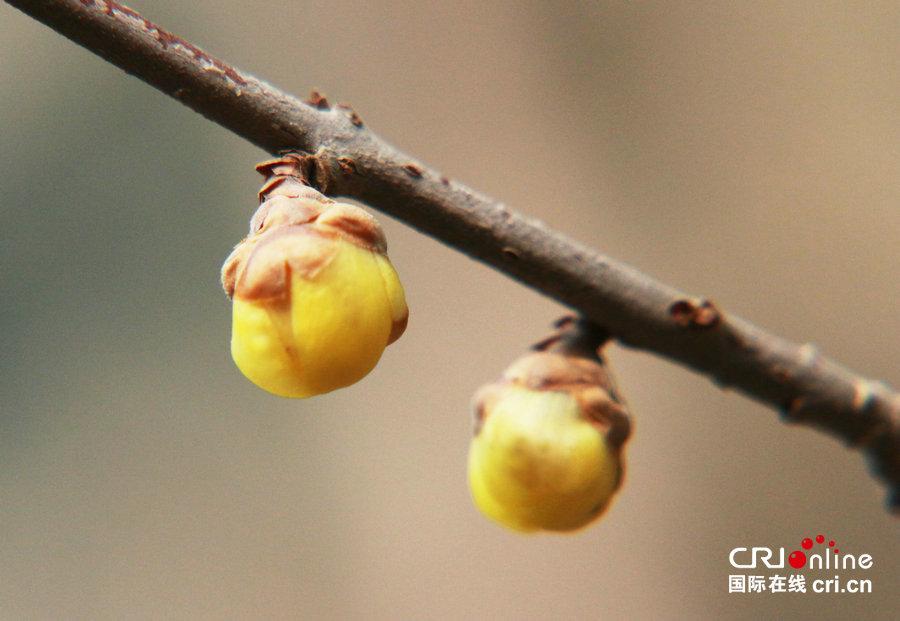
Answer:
[2,1,897,619]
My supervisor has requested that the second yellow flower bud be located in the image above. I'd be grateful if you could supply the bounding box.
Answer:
[468,319,631,533]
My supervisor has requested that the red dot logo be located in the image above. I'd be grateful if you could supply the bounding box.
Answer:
[788,550,807,569]
[801,537,813,550]
[816,535,824,544]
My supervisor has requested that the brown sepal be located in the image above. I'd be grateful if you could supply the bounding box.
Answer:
[223,153,393,300]
[225,227,339,303]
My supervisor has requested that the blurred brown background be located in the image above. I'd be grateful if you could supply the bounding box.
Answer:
[1,1,897,619]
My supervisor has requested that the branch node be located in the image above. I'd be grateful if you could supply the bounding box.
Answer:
[668,298,721,329]
[402,163,423,178]
[337,102,364,127]
[305,89,330,110]
[337,156,358,177]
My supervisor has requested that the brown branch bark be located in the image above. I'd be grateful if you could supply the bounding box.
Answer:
[6,0,899,512]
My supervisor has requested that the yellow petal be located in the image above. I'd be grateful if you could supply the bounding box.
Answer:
[231,241,406,398]
[376,253,409,344]
[468,386,619,532]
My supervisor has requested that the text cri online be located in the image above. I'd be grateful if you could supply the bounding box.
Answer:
[729,547,873,570]
[728,547,874,595]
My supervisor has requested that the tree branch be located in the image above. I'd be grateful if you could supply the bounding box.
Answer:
[7,0,899,512]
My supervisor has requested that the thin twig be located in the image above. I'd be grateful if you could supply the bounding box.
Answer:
[6,0,899,511]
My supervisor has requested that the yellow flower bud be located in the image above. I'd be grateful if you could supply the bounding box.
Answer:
[468,319,631,533]
[221,153,408,398]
